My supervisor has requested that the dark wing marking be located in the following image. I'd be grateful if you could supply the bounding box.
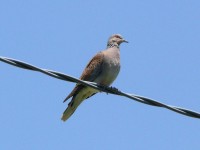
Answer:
[63,52,104,102]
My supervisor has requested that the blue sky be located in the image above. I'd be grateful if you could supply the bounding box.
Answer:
[1,0,200,149]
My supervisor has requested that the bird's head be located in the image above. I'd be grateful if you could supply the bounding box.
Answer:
[107,34,128,47]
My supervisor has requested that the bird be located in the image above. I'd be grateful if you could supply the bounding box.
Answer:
[61,34,128,121]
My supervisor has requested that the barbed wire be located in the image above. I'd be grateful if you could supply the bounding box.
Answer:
[1,56,200,119]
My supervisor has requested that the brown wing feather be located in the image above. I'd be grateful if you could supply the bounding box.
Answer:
[63,51,104,102]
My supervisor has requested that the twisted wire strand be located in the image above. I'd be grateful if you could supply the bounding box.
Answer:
[1,56,200,119]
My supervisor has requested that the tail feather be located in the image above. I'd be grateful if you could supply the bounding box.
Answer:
[61,95,83,121]
[61,87,98,121]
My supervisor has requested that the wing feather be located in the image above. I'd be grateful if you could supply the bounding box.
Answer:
[63,51,104,102]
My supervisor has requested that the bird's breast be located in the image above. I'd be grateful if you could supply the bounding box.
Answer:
[95,56,120,86]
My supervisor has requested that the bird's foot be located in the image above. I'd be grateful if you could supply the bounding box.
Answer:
[98,84,120,94]
[109,86,120,93]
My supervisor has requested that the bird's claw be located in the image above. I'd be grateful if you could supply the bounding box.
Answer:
[109,86,120,93]
[98,84,120,94]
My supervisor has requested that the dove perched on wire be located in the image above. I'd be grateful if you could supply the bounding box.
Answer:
[61,34,128,121]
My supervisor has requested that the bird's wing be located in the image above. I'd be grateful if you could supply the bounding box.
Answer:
[63,51,104,102]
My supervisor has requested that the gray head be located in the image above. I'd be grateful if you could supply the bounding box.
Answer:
[107,34,128,48]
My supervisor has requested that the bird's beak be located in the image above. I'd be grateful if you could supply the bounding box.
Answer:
[123,39,129,43]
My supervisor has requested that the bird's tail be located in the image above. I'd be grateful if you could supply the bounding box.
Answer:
[61,95,83,121]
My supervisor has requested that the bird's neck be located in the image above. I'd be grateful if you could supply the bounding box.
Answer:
[107,42,119,48]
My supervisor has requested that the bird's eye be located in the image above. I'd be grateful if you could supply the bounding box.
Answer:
[115,35,122,39]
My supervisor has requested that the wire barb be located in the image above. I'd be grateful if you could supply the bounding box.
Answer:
[1,56,200,119]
